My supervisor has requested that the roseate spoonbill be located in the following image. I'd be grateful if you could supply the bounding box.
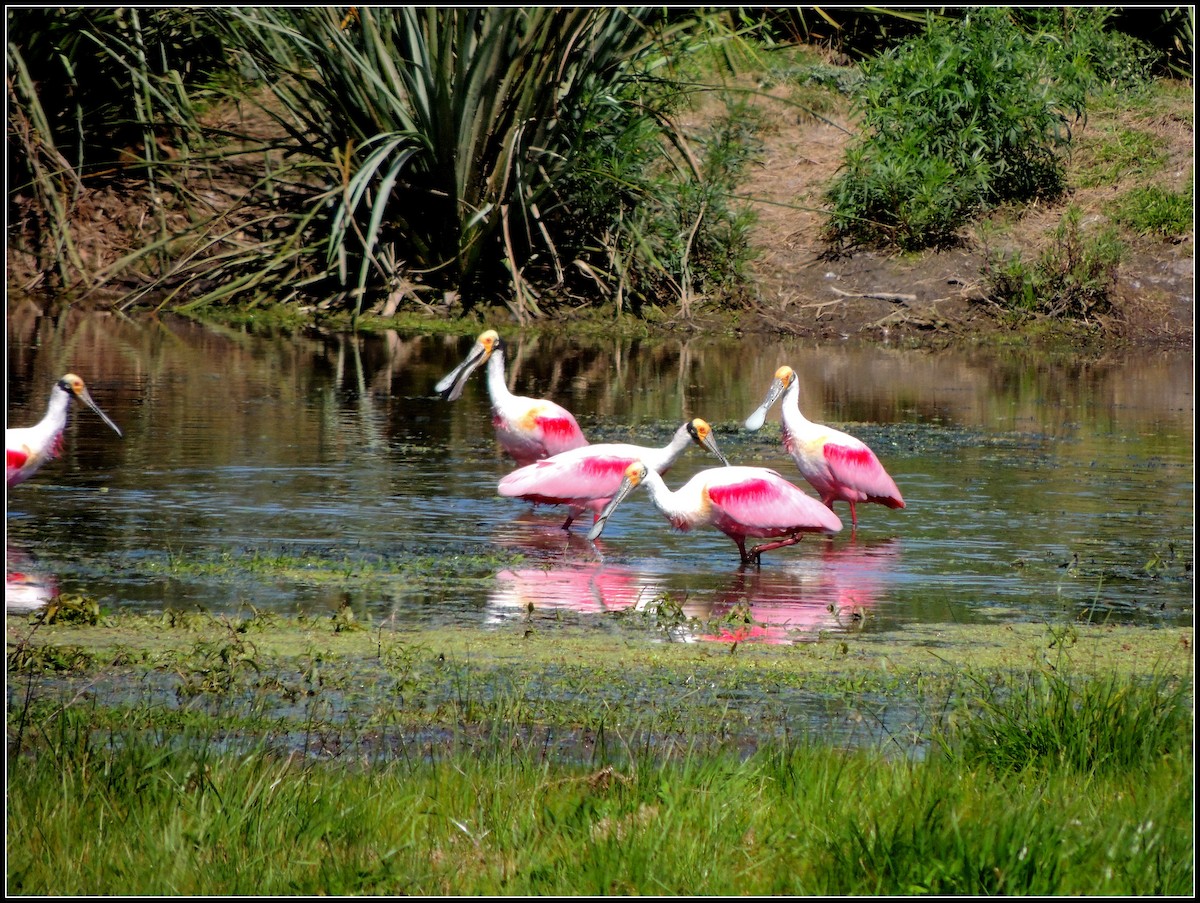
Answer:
[435,329,588,466]
[587,460,843,566]
[498,418,729,531]
[745,365,904,527]
[6,374,123,488]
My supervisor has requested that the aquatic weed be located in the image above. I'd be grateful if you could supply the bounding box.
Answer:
[34,593,106,627]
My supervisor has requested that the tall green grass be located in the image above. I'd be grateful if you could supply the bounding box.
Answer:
[937,665,1194,775]
[7,665,1192,895]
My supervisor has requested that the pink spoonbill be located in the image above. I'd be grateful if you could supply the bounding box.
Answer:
[498,418,729,531]
[7,373,123,488]
[587,460,843,566]
[745,365,904,528]
[435,329,588,466]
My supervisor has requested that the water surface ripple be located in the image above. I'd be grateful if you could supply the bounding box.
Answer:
[6,310,1193,642]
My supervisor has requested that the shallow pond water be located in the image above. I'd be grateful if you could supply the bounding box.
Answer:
[5,306,1194,645]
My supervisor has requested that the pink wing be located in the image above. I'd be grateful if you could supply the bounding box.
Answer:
[823,441,905,508]
[532,406,588,457]
[707,469,843,534]
[499,454,633,504]
[7,447,30,487]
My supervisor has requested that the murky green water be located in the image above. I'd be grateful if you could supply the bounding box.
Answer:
[6,307,1193,642]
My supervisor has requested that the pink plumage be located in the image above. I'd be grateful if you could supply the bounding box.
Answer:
[746,365,904,527]
[588,462,842,565]
[437,330,588,466]
[498,419,728,530]
[499,454,633,508]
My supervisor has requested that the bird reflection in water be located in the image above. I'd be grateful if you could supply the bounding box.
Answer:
[487,516,900,645]
[6,542,59,613]
[696,537,901,645]
[486,513,669,621]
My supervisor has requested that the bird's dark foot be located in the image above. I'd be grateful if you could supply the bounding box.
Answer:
[739,548,764,568]
[748,535,802,561]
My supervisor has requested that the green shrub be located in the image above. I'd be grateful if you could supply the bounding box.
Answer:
[1013,7,1160,96]
[824,7,1162,254]
[983,206,1125,320]
[825,8,1079,252]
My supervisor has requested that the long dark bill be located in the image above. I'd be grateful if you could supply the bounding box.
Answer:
[586,474,640,542]
[434,343,488,401]
[79,388,123,437]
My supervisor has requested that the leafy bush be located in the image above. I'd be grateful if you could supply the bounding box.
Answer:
[824,7,1161,254]
[1013,7,1161,95]
[551,91,762,316]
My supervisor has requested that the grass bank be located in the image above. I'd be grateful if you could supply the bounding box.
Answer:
[6,609,1194,894]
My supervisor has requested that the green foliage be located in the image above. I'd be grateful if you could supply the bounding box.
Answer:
[6,697,1192,894]
[938,665,1193,775]
[35,593,107,626]
[824,7,1162,253]
[1109,184,1194,238]
[1012,7,1160,96]
[211,7,754,320]
[1162,6,1196,78]
[554,91,762,316]
[983,206,1125,320]
[5,7,224,291]
[7,7,762,319]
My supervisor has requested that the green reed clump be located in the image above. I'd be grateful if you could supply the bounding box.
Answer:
[7,662,1192,896]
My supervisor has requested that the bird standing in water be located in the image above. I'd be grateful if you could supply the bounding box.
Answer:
[7,373,123,488]
[499,418,729,531]
[745,365,904,527]
[587,460,843,566]
[436,329,588,466]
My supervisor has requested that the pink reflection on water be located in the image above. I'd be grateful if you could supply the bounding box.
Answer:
[696,537,901,645]
[6,542,59,613]
[490,562,665,616]
[488,513,666,617]
[487,514,901,645]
